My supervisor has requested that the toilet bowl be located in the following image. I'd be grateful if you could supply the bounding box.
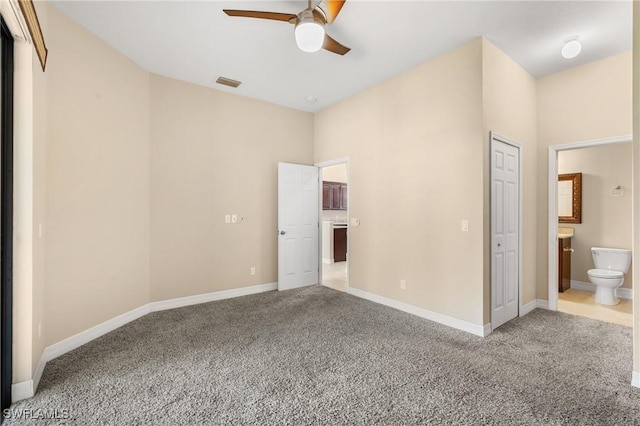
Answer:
[587,247,631,305]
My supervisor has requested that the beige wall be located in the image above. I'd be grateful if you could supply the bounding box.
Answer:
[536,51,632,301]
[149,75,313,301]
[315,40,485,325]
[322,164,347,184]
[558,143,633,287]
[481,40,538,321]
[14,1,639,385]
[43,4,151,345]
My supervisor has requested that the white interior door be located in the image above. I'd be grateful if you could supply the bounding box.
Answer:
[491,137,520,329]
[278,163,319,291]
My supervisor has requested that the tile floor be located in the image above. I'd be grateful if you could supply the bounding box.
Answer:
[558,288,632,328]
[322,261,347,292]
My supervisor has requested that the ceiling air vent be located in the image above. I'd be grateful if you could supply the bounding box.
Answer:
[216,76,242,88]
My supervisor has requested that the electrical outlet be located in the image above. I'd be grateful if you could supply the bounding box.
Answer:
[250,267,256,276]
[231,214,238,223]
[400,279,406,290]
[225,214,231,224]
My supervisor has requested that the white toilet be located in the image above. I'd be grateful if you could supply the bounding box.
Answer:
[587,247,632,305]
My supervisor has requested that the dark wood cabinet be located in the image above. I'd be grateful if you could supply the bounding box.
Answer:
[334,227,347,262]
[340,184,347,209]
[558,238,572,292]
[322,181,347,210]
[322,183,331,210]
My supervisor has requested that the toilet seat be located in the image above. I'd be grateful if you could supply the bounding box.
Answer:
[587,269,623,279]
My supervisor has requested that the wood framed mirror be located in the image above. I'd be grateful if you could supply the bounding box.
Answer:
[558,172,582,224]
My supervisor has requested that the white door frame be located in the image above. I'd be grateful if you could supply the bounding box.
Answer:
[490,132,523,330]
[547,134,632,311]
[315,157,350,291]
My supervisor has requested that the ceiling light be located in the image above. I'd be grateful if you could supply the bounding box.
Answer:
[305,96,317,104]
[294,11,325,53]
[561,37,582,59]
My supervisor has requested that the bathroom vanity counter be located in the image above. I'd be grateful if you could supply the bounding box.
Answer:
[558,227,574,239]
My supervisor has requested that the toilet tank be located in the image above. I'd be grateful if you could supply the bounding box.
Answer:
[591,247,632,273]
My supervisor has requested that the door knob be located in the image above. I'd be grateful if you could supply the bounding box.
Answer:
[279,231,286,235]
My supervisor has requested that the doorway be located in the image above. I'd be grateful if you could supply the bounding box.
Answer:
[490,133,522,330]
[548,136,633,327]
[316,158,349,293]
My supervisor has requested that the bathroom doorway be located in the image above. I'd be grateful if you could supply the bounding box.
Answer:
[548,136,632,327]
[316,158,349,293]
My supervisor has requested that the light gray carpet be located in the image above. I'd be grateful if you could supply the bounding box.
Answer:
[6,285,640,425]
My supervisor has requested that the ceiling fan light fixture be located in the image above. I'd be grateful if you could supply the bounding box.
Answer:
[295,17,325,53]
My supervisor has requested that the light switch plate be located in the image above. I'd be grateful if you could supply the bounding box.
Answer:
[231,214,238,223]
[350,218,360,226]
[225,214,231,224]
[461,220,469,232]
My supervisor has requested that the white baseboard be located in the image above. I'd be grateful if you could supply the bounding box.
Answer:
[11,380,33,403]
[44,304,151,363]
[149,282,277,312]
[12,353,47,403]
[519,298,552,319]
[536,299,549,309]
[632,371,640,388]
[12,282,277,402]
[570,280,632,300]
[520,299,537,316]
[347,287,489,337]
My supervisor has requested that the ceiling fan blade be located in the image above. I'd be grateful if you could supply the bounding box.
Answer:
[323,34,350,55]
[223,10,297,23]
[324,0,346,24]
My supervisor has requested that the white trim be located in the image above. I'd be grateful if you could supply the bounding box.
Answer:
[632,371,640,388]
[0,0,31,42]
[32,354,46,394]
[12,353,47,402]
[11,283,277,402]
[43,304,151,363]
[547,135,632,312]
[483,323,492,336]
[570,279,595,292]
[520,299,538,316]
[536,299,549,310]
[348,286,489,337]
[149,282,276,311]
[569,280,633,300]
[11,380,33,403]
[315,157,350,293]
[490,133,524,329]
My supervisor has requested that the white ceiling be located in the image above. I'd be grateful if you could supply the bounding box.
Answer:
[51,1,632,113]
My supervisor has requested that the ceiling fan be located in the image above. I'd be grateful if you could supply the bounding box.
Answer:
[223,0,350,55]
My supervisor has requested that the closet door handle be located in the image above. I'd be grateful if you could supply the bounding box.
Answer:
[563,248,574,253]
